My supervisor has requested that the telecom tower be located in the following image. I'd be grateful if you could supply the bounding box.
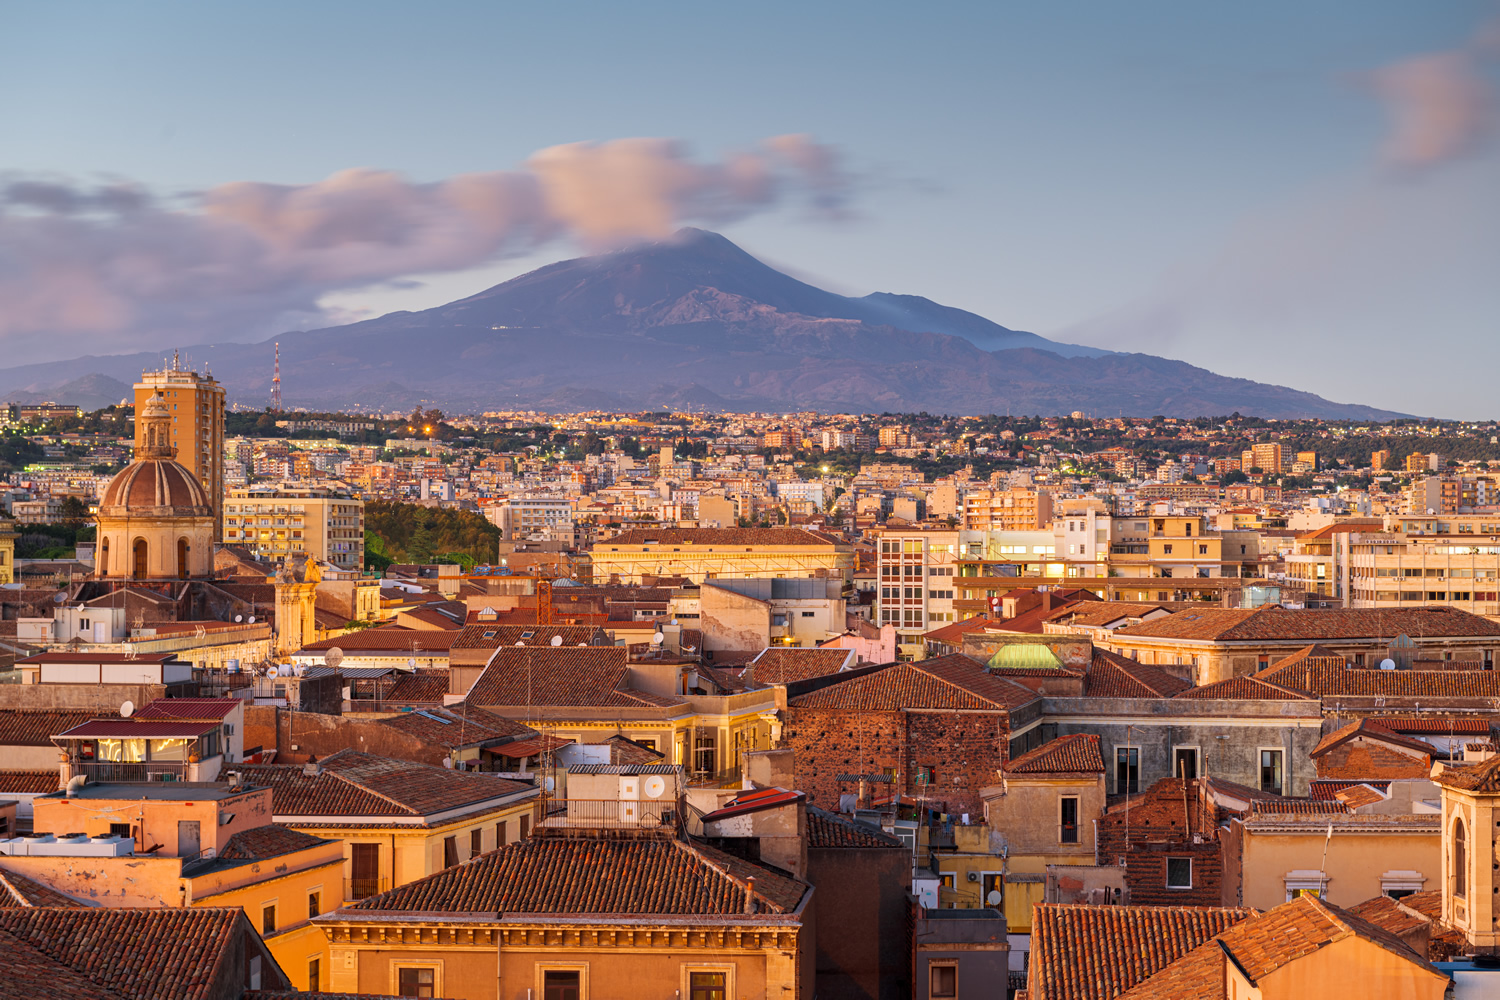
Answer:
[271,342,282,412]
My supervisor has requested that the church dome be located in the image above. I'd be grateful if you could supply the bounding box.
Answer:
[99,392,211,515]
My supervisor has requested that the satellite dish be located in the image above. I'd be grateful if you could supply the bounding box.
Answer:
[652,631,665,644]
[247,616,256,624]
[670,618,678,626]
[442,757,454,769]
[644,775,667,799]
[986,889,1002,905]
[578,642,586,646]
[325,647,344,670]
[1380,658,1396,671]
[53,592,66,604]
[266,665,280,679]
[119,700,134,719]
[234,615,243,623]
[408,657,417,668]
[550,635,563,647]
[544,775,555,792]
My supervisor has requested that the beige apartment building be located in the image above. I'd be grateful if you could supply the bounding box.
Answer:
[135,359,226,535]
[1336,514,1500,616]
[224,485,366,571]
[962,487,1053,530]
[874,527,964,649]
[589,527,854,586]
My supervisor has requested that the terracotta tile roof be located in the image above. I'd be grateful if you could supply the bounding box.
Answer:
[1257,659,1500,699]
[383,668,450,704]
[450,624,608,651]
[1366,716,1489,734]
[0,926,126,1000]
[702,787,805,822]
[1027,903,1254,1000]
[1046,602,1175,628]
[1310,718,1435,759]
[747,647,855,685]
[235,749,536,820]
[1268,644,1344,668]
[0,710,95,747]
[1115,605,1500,642]
[0,906,257,1000]
[920,614,1003,645]
[600,734,666,765]
[0,869,85,908]
[1345,893,1428,937]
[1244,799,1352,817]
[1309,779,1392,801]
[993,597,1096,635]
[1171,675,1310,700]
[603,527,843,547]
[1085,650,1192,699]
[1433,756,1500,792]
[349,830,809,916]
[1005,734,1105,774]
[805,806,905,849]
[378,704,536,748]
[786,655,1040,712]
[1332,783,1389,809]
[464,647,684,709]
[0,771,59,794]
[217,824,332,861]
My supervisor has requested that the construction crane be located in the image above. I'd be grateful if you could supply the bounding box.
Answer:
[533,570,554,626]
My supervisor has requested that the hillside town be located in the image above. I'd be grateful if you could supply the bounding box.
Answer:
[0,362,1491,998]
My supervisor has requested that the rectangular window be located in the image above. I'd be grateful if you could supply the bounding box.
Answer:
[543,970,580,1000]
[1116,746,1140,794]
[520,814,531,839]
[308,957,320,991]
[496,821,507,846]
[398,967,436,998]
[1173,747,1199,781]
[308,891,320,919]
[1060,796,1079,844]
[690,972,726,1000]
[261,904,276,935]
[471,829,483,858]
[1167,857,1193,889]
[443,836,458,868]
[930,964,958,999]
[1260,749,1284,796]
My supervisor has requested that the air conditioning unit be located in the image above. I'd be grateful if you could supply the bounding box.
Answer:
[966,871,979,883]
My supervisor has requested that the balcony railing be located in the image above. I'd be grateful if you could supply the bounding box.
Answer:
[72,761,189,782]
[536,798,677,830]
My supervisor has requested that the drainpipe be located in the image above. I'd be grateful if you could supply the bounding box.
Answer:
[1093,819,1100,866]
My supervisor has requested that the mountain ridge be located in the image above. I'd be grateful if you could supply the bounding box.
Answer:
[0,229,1404,419]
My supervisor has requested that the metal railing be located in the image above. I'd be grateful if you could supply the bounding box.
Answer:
[73,761,188,782]
[345,877,390,901]
[536,798,677,830]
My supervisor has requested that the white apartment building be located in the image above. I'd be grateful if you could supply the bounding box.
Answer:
[224,485,365,571]
[874,527,965,647]
[484,496,575,540]
[1338,514,1500,616]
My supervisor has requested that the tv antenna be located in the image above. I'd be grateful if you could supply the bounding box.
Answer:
[271,342,283,412]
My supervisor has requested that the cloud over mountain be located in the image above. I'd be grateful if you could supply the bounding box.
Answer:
[0,135,849,364]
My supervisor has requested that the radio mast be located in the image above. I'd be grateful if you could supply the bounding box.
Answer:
[271,342,283,412]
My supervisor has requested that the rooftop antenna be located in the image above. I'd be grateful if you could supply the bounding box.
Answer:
[271,342,282,412]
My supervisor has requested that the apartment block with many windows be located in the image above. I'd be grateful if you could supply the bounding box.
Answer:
[224,484,365,571]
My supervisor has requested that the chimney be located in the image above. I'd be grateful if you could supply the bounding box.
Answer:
[1042,591,1054,613]
[302,761,322,777]
[745,876,757,914]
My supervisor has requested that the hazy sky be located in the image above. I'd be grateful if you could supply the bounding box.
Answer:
[3,2,1497,416]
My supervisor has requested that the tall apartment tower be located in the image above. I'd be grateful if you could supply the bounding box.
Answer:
[134,353,226,539]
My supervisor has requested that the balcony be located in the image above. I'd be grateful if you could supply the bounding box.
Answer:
[345,877,391,901]
[70,761,189,782]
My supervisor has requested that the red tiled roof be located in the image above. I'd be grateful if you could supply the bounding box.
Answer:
[235,749,536,820]
[0,711,95,747]
[1085,650,1192,699]
[56,720,219,739]
[489,735,573,759]
[748,647,855,685]
[464,647,684,710]
[1172,675,1311,701]
[0,870,85,908]
[1256,659,1500,699]
[0,906,259,1000]
[349,830,809,915]
[217,825,332,861]
[701,787,804,822]
[921,614,1004,645]
[1027,903,1254,1000]
[377,704,536,748]
[1310,718,1435,759]
[298,628,461,653]
[1115,605,1500,642]
[1310,779,1392,801]
[1005,734,1105,775]
[0,771,59,795]
[805,806,905,849]
[599,735,665,765]
[1045,602,1174,628]
[786,655,1039,712]
[1434,756,1500,792]
[383,669,450,705]
[451,624,608,651]
[1365,716,1489,734]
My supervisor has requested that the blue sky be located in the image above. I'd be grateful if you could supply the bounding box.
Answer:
[3,2,1497,416]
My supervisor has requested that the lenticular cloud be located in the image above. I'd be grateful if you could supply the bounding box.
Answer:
[0,135,850,356]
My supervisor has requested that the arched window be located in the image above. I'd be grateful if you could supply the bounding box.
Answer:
[177,537,189,579]
[132,538,148,580]
[1455,819,1468,898]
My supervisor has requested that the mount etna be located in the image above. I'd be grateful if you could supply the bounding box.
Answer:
[0,229,1399,419]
